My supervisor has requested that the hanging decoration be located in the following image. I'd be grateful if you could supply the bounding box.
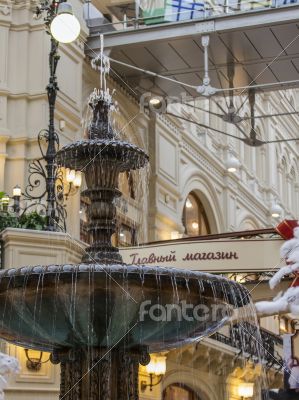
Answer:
[0,352,19,400]
[255,221,299,317]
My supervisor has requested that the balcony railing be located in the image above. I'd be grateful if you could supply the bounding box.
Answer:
[211,324,283,369]
[87,0,299,35]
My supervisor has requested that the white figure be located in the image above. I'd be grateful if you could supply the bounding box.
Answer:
[269,227,299,290]
[255,226,299,317]
[255,286,299,316]
[0,352,19,400]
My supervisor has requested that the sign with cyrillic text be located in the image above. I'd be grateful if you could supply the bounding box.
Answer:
[120,238,283,272]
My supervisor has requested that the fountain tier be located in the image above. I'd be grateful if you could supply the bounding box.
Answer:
[56,95,148,264]
[0,264,250,352]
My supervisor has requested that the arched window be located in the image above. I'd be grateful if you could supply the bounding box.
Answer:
[163,384,201,400]
[183,192,210,237]
[119,171,135,199]
[117,223,136,247]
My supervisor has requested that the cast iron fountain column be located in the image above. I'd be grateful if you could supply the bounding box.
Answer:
[81,97,119,263]
[53,348,150,400]
[81,98,124,264]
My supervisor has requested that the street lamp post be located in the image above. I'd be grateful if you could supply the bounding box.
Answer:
[44,29,60,232]
[22,0,80,231]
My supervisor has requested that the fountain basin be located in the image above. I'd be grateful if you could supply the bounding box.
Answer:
[0,264,249,352]
[56,139,149,171]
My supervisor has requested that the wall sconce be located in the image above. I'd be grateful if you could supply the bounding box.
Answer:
[141,355,166,392]
[25,349,46,372]
[65,168,82,198]
[0,193,10,212]
[238,382,254,399]
[271,203,282,219]
[226,155,240,173]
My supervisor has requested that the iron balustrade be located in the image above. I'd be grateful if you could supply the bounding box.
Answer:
[211,324,283,369]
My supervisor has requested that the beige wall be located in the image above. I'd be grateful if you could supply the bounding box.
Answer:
[0,0,294,398]
[0,0,86,239]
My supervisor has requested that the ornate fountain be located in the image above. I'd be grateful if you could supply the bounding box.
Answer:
[0,88,251,399]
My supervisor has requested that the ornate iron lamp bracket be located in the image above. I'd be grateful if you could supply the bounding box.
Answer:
[23,0,67,232]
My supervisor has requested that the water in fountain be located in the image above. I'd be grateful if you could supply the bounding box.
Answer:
[0,88,263,399]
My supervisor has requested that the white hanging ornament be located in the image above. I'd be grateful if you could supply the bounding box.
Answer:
[0,352,19,400]
[255,225,299,317]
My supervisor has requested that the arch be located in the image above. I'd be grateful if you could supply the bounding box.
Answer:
[237,214,260,231]
[162,369,217,400]
[183,192,211,236]
[180,174,223,233]
[163,383,202,400]
[119,170,135,200]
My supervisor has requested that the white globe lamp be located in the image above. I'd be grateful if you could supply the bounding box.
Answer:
[50,2,80,44]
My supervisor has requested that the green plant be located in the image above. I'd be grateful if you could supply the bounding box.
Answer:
[0,211,46,232]
[0,213,19,231]
[19,212,46,231]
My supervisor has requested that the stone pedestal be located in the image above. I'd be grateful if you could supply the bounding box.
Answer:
[0,228,85,269]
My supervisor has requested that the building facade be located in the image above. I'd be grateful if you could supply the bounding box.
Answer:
[0,0,298,398]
